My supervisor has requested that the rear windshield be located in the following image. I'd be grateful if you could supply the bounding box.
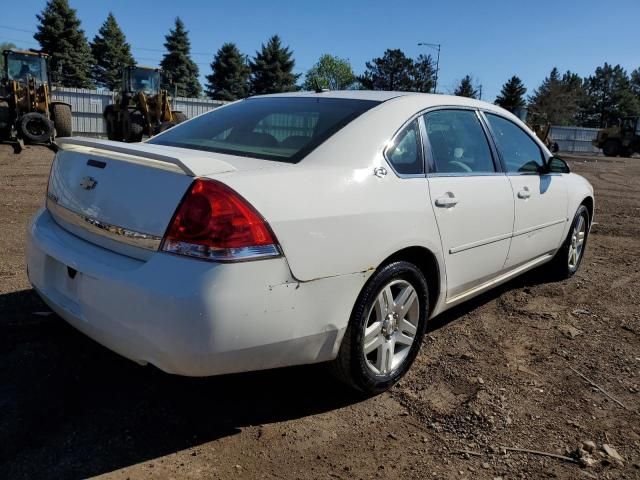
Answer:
[148,97,380,163]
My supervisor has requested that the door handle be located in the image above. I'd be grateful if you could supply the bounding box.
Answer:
[435,195,458,207]
[517,187,531,199]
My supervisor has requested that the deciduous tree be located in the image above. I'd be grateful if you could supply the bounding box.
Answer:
[303,54,355,91]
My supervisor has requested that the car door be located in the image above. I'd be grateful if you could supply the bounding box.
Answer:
[423,109,514,300]
[483,112,568,269]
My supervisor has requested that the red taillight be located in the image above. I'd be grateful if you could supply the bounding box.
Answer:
[161,178,280,261]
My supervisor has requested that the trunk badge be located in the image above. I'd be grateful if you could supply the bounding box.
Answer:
[80,176,98,190]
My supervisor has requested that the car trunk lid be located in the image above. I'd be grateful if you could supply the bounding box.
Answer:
[46,138,283,260]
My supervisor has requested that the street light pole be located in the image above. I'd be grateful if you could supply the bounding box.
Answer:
[417,42,441,94]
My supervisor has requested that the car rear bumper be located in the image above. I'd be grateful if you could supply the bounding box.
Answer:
[27,208,365,376]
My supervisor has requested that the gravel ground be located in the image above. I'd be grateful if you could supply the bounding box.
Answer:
[0,144,638,479]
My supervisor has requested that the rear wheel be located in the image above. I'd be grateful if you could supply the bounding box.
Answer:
[331,261,429,395]
[18,112,53,143]
[602,139,621,157]
[546,205,589,280]
[51,103,72,137]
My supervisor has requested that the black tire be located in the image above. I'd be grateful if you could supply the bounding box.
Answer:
[546,205,590,280]
[172,111,187,124]
[330,261,429,395]
[602,139,620,157]
[18,112,53,143]
[103,105,120,141]
[124,111,144,142]
[51,103,72,137]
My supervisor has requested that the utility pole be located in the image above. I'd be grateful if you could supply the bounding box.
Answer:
[417,42,441,93]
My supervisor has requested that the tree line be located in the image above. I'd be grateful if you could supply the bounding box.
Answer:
[21,0,640,128]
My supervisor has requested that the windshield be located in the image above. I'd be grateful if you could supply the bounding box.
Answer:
[7,53,46,82]
[148,97,380,163]
[130,68,160,94]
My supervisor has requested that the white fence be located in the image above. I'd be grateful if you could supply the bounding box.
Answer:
[549,126,601,154]
[51,87,225,137]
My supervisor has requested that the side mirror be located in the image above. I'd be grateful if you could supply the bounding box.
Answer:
[544,156,570,174]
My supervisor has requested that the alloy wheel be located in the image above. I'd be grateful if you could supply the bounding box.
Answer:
[363,279,420,376]
[568,214,586,270]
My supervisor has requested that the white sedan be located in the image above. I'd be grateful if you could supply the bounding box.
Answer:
[27,91,594,394]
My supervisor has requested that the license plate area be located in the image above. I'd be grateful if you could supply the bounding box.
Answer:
[44,255,83,314]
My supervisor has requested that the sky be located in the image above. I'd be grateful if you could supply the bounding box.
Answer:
[1,0,638,101]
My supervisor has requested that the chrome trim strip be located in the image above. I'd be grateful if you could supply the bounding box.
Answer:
[449,232,512,254]
[512,218,566,237]
[448,218,566,255]
[46,198,162,251]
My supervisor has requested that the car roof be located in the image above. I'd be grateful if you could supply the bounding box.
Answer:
[252,90,501,111]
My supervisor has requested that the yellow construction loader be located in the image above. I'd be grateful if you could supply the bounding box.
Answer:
[103,65,186,142]
[592,116,640,157]
[0,49,72,152]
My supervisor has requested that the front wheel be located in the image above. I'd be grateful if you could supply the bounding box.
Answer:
[602,139,620,157]
[546,205,590,280]
[51,103,72,137]
[331,261,429,395]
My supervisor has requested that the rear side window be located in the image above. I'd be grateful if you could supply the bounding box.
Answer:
[149,97,379,163]
[385,120,423,175]
[485,113,544,173]
[423,110,496,174]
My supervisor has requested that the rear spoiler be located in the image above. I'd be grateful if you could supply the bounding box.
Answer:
[56,137,198,176]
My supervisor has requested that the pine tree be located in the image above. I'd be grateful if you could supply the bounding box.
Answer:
[412,54,436,93]
[303,54,355,91]
[160,18,201,98]
[360,49,415,91]
[631,67,640,98]
[205,43,249,100]
[454,75,479,98]
[34,0,94,88]
[528,67,584,126]
[495,75,527,112]
[579,63,640,127]
[90,13,134,90]
[249,35,298,95]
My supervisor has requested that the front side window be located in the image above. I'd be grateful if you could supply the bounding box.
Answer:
[485,113,544,173]
[423,110,496,174]
[7,53,46,82]
[385,120,423,175]
[149,97,379,163]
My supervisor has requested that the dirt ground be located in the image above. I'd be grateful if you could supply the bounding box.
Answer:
[0,144,638,480]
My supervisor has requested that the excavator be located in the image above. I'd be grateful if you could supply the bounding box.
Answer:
[103,65,186,142]
[0,49,72,152]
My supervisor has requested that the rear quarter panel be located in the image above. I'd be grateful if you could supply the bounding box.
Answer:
[216,97,445,284]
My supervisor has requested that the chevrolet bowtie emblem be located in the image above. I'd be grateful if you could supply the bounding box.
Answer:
[80,176,98,190]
